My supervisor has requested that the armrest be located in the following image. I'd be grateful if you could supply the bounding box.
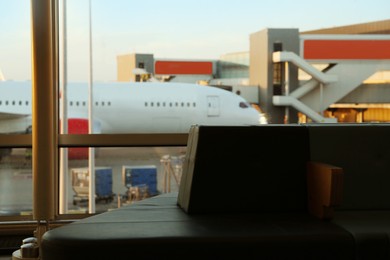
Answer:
[307,161,344,220]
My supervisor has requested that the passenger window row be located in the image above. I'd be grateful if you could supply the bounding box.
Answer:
[0,100,113,107]
[0,100,29,106]
[68,101,112,107]
[145,101,196,108]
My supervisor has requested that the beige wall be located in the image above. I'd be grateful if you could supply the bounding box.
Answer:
[117,54,135,82]
[117,54,154,82]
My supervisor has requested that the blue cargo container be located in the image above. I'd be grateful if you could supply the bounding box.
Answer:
[71,167,114,204]
[122,165,158,196]
[95,167,113,197]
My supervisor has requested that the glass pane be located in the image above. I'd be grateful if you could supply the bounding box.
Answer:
[0,148,33,217]
[0,1,32,218]
[54,1,390,220]
[60,146,185,214]
[58,1,267,136]
[0,2,32,134]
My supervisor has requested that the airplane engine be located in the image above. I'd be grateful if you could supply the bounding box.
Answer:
[67,118,89,160]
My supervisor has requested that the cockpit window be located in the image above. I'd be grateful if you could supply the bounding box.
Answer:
[239,102,250,108]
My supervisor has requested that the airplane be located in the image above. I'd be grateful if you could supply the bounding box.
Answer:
[0,80,267,158]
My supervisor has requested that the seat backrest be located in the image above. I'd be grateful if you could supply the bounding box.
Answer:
[308,124,390,210]
[178,125,310,214]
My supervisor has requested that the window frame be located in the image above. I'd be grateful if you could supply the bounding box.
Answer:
[0,0,188,230]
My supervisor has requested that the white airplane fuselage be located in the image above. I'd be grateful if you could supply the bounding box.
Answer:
[0,81,266,134]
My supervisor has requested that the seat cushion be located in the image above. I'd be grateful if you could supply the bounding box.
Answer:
[333,210,390,259]
[41,193,355,260]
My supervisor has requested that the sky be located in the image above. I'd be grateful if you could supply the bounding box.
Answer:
[0,0,389,82]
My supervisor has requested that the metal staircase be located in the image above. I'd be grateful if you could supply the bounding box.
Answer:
[272,51,390,123]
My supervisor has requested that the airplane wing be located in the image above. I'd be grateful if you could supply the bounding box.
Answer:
[0,112,29,119]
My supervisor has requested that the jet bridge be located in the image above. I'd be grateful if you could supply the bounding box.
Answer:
[250,29,390,123]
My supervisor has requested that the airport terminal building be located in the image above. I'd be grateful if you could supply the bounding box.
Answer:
[117,19,390,124]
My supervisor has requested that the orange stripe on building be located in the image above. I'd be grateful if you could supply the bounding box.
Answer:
[155,60,213,75]
[303,40,390,60]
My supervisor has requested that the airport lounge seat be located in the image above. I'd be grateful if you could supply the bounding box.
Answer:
[178,125,343,220]
[308,124,390,259]
[41,124,390,259]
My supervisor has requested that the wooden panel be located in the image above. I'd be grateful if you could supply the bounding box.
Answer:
[307,161,343,220]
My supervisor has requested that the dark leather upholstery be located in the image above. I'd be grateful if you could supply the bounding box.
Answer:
[41,124,390,259]
[178,125,310,214]
[41,193,354,260]
[308,124,390,210]
[308,124,390,259]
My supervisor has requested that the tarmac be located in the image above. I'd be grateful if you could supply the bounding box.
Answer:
[0,147,186,216]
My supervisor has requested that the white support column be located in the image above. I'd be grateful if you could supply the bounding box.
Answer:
[59,0,68,215]
[88,0,95,214]
[284,61,289,124]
